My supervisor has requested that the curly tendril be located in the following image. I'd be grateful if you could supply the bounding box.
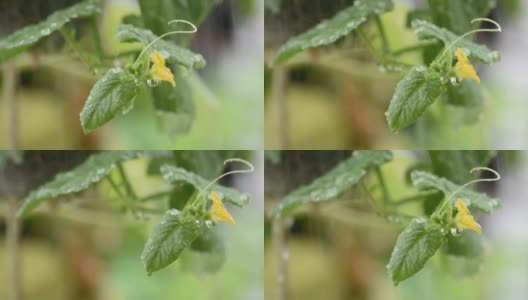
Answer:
[135,19,198,64]
[439,18,502,60]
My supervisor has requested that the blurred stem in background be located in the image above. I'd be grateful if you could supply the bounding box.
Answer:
[272,66,289,149]
[274,218,289,300]
[3,60,18,149]
[7,196,22,300]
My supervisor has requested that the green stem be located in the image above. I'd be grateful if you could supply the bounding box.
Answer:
[393,40,438,56]
[361,181,381,213]
[59,27,94,72]
[90,15,104,63]
[375,166,391,205]
[357,27,384,63]
[141,190,173,202]
[116,162,138,200]
[375,15,390,53]
[106,176,125,200]
[393,191,438,206]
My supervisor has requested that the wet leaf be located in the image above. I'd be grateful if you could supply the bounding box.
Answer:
[80,67,140,133]
[386,66,445,131]
[272,0,393,65]
[273,150,393,217]
[411,170,500,213]
[117,24,206,70]
[17,151,140,218]
[160,165,250,207]
[0,0,101,62]
[141,211,204,275]
[411,19,500,64]
[387,218,445,285]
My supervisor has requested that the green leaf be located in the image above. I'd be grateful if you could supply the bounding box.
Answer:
[137,0,216,46]
[141,210,204,275]
[410,170,500,213]
[411,19,500,64]
[160,165,250,207]
[272,0,394,65]
[445,231,483,257]
[385,66,445,131]
[181,228,226,273]
[444,231,484,276]
[445,81,484,125]
[273,150,393,218]
[387,218,445,286]
[171,151,232,179]
[17,151,140,218]
[428,150,494,184]
[0,0,101,63]
[150,70,196,135]
[116,24,206,70]
[428,0,494,34]
[80,67,141,133]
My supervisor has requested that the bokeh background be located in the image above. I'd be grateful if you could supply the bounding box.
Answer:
[264,0,527,149]
[0,0,263,149]
[0,150,264,300]
[264,150,528,300]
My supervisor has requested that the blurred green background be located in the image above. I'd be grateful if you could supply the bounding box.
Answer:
[0,0,263,149]
[264,150,528,300]
[264,0,527,150]
[0,151,264,299]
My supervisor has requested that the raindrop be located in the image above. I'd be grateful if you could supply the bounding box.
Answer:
[205,220,214,228]
[168,209,180,216]
[450,227,463,236]
[147,79,159,87]
[40,28,51,35]
[449,77,461,86]
[415,65,427,72]
[415,217,426,224]
[440,228,448,235]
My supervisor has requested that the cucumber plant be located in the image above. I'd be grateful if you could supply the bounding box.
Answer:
[268,0,502,135]
[271,150,501,285]
[8,150,255,275]
[0,0,217,136]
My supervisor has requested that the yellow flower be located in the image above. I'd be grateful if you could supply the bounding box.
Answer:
[454,198,481,235]
[209,192,235,225]
[454,48,480,84]
[149,50,176,87]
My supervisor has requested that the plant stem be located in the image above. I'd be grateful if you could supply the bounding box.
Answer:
[275,218,289,300]
[141,190,174,202]
[3,60,19,149]
[361,181,381,213]
[375,15,390,53]
[393,41,438,56]
[356,27,384,63]
[272,66,289,149]
[393,191,439,206]
[375,166,391,205]
[90,15,104,63]
[59,27,94,72]
[7,197,22,300]
[116,162,137,200]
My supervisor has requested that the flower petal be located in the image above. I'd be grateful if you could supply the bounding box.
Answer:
[455,48,480,84]
[455,198,482,235]
[209,192,236,225]
[149,50,166,67]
